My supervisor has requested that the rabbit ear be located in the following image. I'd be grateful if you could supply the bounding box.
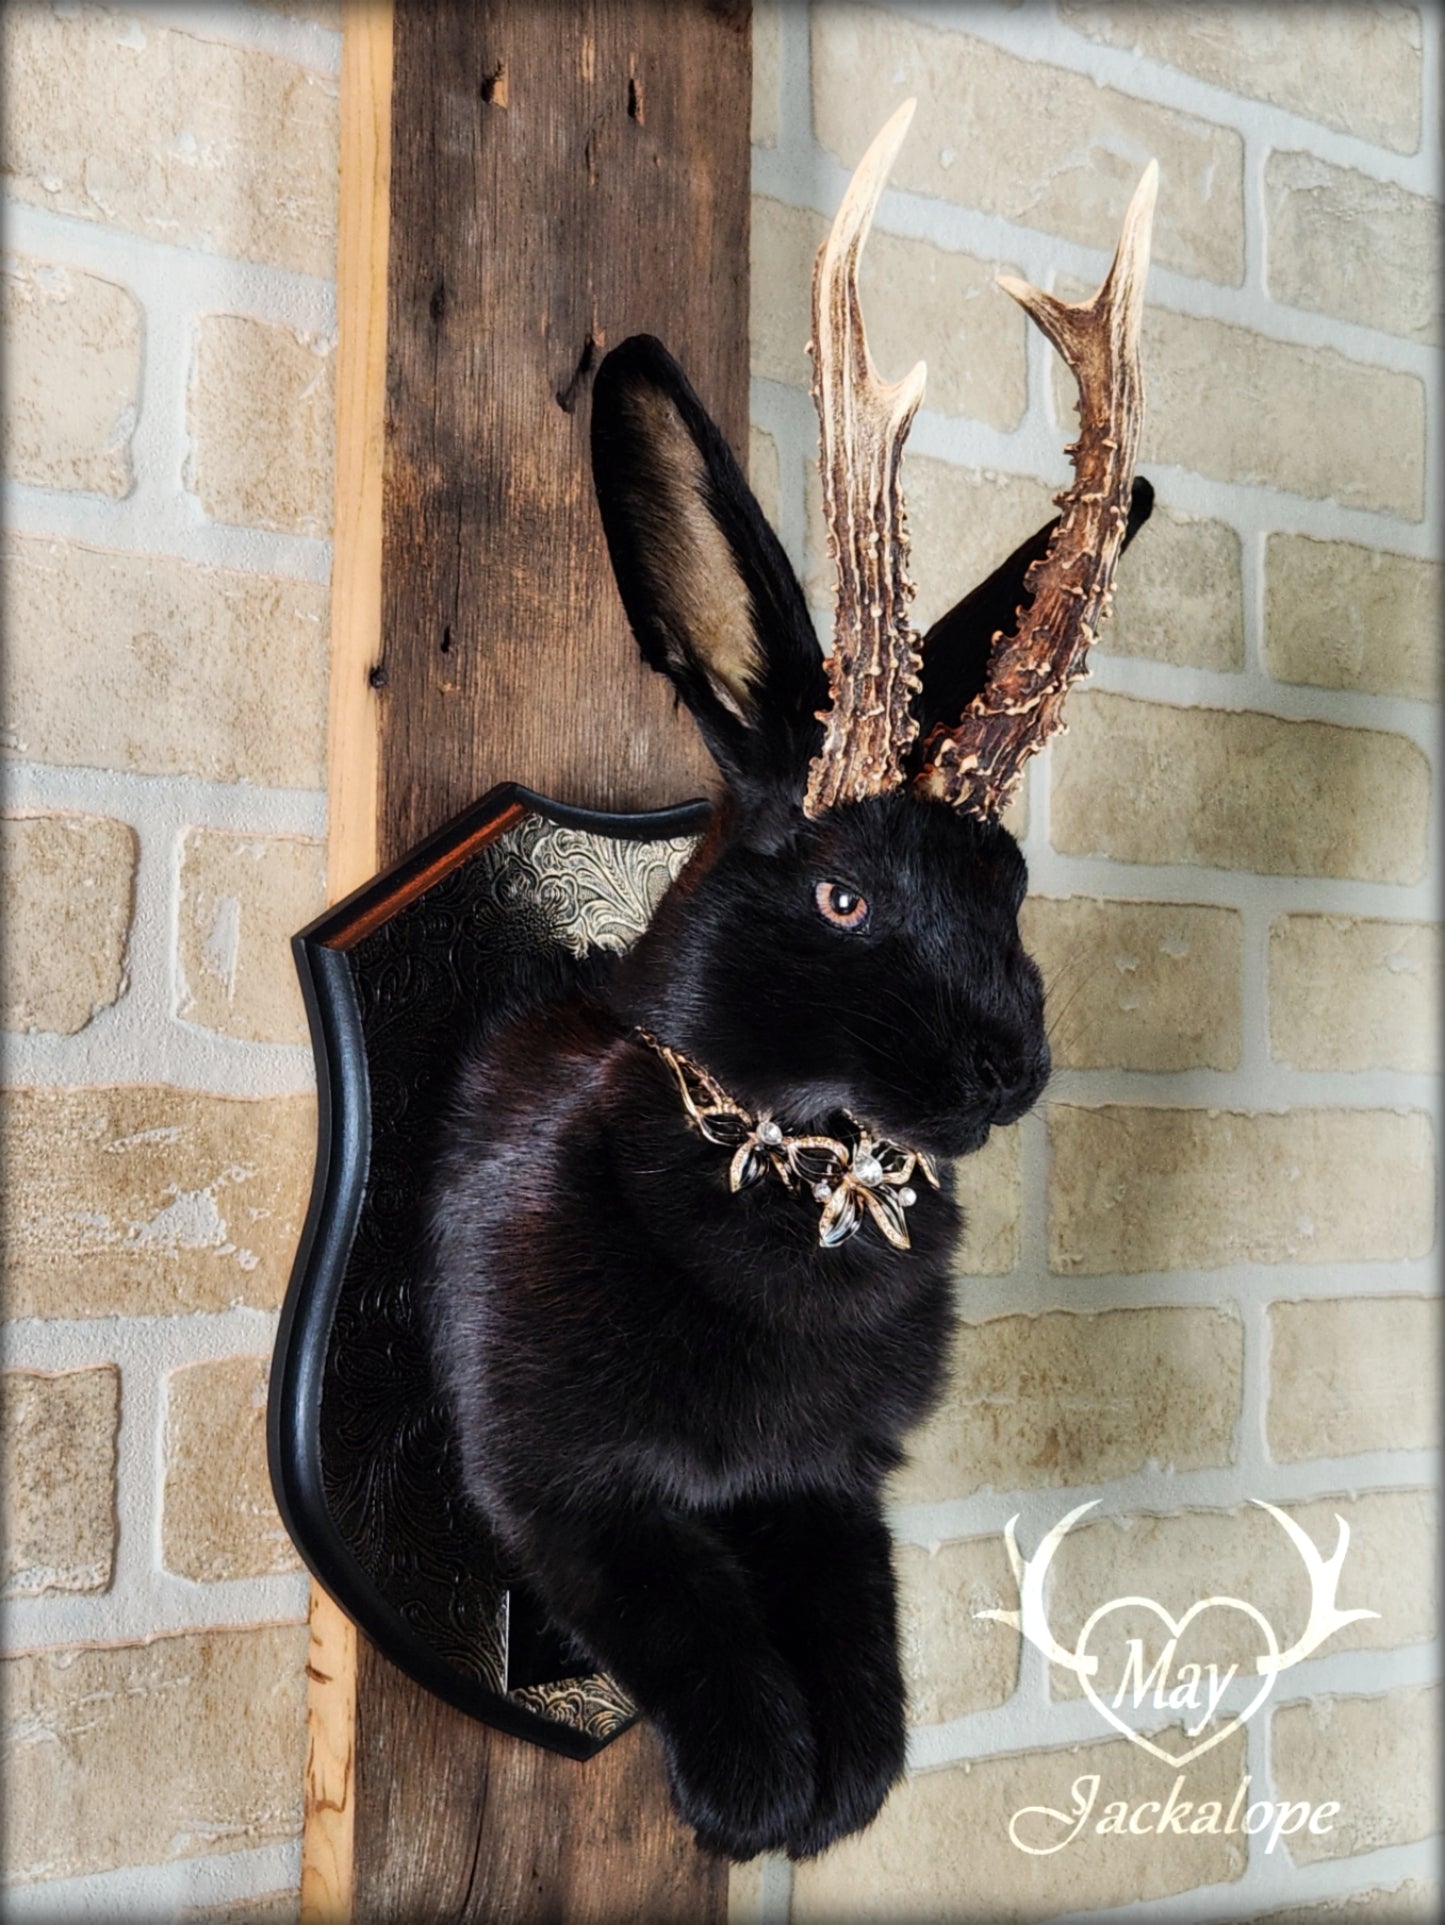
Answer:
[591,335,826,795]
[911,477,1155,756]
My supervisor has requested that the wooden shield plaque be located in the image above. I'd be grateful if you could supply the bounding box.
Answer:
[269,785,707,1759]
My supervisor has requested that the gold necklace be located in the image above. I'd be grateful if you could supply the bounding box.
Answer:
[634,1028,940,1251]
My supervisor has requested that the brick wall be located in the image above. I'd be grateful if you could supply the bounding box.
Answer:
[2,4,338,1918]
[741,3,1440,1921]
[2,4,1437,1922]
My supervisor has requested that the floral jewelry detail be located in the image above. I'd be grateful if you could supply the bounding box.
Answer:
[635,1029,940,1251]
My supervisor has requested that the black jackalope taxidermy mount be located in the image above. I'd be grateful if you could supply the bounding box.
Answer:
[425,104,1157,1859]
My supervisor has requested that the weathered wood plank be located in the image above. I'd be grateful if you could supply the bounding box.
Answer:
[351,1,751,1915]
[376,0,749,857]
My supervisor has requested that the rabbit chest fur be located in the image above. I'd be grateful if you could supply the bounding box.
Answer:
[429,976,961,1527]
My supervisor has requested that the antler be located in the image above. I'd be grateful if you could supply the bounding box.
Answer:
[1251,1502,1380,1674]
[975,1501,1100,1677]
[917,161,1158,816]
[803,100,928,820]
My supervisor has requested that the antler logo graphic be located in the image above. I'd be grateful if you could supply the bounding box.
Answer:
[978,1500,1378,1767]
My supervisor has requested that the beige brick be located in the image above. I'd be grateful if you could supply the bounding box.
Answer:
[747,424,780,533]
[1049,1105,1435,1276]
[883,458,1057,641]
[1,256,140,497]
[1020,897,1242,1072]
[727,1858,766,1925]
[1265,534,1441,705]
[896,1534,1019,1725]
[2,1086,316,1319]
[793,1726,1246,1921]
[1231,1880,1441,1925]
[163,1357,298,1582]
[3,1623,307,1885]
[751,0,780,148]
[1,534,328,788]
[176,829,326,1045]
[1270,916,1440,1075]
[2,5,338,277]
[1109,506,1243,672]
[893,1306,1241,1505]
[1058,3,1423,156]
[1,814,136,1035]
[1046,1490,1436,1705]
[1050,691,1430,886]
[812,7,1244,285]
[2,1368,119,1598]
[1267,152,1440,345]
[1272,1685,1440,1863]
[1268,1297,1441,1463]
[953,1124,1020,1277]
[751,197,1026,429]
[1070,301,1426,520]
[189,314,334,536]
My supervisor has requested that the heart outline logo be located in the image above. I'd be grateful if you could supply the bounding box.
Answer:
[1074,1593,1281,1767]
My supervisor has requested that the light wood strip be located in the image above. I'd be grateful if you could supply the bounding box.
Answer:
[301,6,392,1921]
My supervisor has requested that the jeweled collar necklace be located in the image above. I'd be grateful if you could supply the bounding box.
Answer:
[634,1028,940,1251]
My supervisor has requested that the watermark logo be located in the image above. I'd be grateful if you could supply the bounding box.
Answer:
[976,1499,1378,1855]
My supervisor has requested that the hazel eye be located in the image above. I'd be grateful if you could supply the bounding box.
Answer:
[814,880,870,931]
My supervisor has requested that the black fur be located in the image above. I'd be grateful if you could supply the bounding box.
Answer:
[424,338,1147,1860]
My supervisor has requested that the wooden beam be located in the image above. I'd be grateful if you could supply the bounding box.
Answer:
[342,2,751,1916]
[301,6,393,1921]
[375,0,739,853]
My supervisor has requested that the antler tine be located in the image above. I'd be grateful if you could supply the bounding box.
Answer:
[918,160,1158,816]
[803,99,928,821]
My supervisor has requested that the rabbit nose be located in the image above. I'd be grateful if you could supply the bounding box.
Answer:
[974,1038,1050,1123]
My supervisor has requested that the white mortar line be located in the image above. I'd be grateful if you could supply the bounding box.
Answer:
[951,1258,1443,1323]
[1,480,336,586]
[1078,653,1440,747]
[1044,1066,1439,1112]
[124,0,342,75]
[2,200,337,339]
[1,1838,305,1922]
[892,1458,1441,1550]
[4,1573,312,1654]
[1,762,327,834]
[1020,849,1440,925]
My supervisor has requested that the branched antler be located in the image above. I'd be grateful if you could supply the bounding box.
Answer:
[917,162,1158,816]
[803,100,928,820]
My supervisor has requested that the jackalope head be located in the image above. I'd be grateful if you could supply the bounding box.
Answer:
[594,104,1157,1159]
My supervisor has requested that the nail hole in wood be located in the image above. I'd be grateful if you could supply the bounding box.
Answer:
[368,662,389,690]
